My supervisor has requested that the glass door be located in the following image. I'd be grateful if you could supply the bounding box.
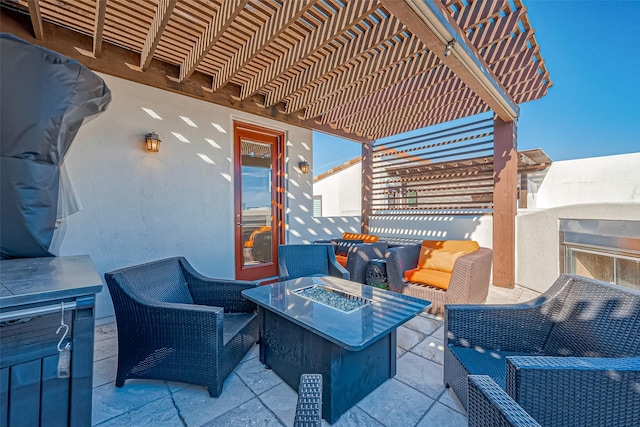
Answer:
[234,122,284,281]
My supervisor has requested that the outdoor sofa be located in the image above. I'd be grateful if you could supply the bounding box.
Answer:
[386,240,492,314]
[315,233,387,284]
[445,274,640,426]
[104,257,258,397]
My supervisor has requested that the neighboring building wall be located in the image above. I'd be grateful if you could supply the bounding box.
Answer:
[57,74,349,320]
[527,153,640,208]
[313,159,362,216]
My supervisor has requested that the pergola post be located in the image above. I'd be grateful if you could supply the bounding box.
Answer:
[361,142,374,234]
[493,117,518,288]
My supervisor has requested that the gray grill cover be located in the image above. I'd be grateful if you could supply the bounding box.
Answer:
[0,33,111,259]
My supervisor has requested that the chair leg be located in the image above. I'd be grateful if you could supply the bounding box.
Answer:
[208,383,223,398]
[115,376,126,387]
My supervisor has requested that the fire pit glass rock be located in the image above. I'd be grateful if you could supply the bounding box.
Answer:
[293,285,373,313]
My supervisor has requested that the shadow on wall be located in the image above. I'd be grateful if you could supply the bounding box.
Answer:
[369,212,486,243]
[288,216,362,243]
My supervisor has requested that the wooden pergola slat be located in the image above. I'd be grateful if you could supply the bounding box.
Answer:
[287,34,425,115]
[179,0,250,83]
[266,16,405,107]
[239,0,379,100]
[331,66,454,130]
[212,0,316,91]
[305,49,439,120]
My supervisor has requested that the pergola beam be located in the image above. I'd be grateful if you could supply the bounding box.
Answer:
[381,0,519,122]
[93,0,107,57]
[179,0,249,83]
[140,0,176,70]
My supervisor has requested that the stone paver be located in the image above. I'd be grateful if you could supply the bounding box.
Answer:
[92,284,538,426]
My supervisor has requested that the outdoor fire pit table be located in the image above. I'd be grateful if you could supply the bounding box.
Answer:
[241,275,430,424]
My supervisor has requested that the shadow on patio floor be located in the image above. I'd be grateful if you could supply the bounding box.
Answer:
[92,284,537,426]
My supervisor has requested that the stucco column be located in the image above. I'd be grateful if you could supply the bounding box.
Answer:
[493,117,518,288]
[361,141,374,234]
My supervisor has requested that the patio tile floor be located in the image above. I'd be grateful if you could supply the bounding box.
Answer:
[92,284,539,426]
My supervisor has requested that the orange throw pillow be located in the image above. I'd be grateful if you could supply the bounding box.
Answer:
[335,254,348,267]
[341,232,379,243]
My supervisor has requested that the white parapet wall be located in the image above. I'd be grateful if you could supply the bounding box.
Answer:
[516,203,640,293]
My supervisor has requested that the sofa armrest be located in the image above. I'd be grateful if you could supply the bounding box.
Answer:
[505,356,640,427]
[180,259,258,312]
[447,247,493,304]
[345,242,388,283]
[328,256,350,280]
[386,244,421,291]
[468,375,541,427]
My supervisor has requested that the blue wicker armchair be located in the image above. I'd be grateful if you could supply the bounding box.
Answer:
[278,244,349,281]
[104,257,259,397]
[445,274,640,427]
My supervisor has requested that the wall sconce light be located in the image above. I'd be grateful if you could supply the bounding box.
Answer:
[444,40,455,57]
[298,160,310,174]
[145,131,161,152]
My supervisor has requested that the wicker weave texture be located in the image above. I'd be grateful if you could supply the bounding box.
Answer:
[445,275,640,426]
[104,257,259,397]
[293,374,323,427]
[468,375,541,427]
[345,241,388,284]
[387,244,493,314]
[278,244,349,281]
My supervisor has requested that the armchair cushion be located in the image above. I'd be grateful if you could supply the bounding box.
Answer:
[418,240,479,269]
[403,268,452,290]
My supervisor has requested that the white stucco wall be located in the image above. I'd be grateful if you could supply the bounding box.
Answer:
[528,153,640,208]
[313,160,362,216]
[57,73,351,320]
[369,214,493,249]
[516,203,640,292]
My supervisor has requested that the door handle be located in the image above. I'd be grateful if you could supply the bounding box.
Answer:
[237,222,243,227]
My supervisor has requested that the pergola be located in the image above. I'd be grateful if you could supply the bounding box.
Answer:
[0,0,551,287]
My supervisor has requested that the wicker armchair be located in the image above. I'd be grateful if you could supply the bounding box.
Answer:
[386,243,493,314]
[278,244,349,281]
[445,275,640,427]
[294,374,323,427]
[104,257,259,397]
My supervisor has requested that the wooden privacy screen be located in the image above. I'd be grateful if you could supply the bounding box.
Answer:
[371,113,496,215]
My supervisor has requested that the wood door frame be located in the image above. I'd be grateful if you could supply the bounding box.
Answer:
[233,121,285,281]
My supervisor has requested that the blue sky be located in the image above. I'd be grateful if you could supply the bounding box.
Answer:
[313,1,640,176]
